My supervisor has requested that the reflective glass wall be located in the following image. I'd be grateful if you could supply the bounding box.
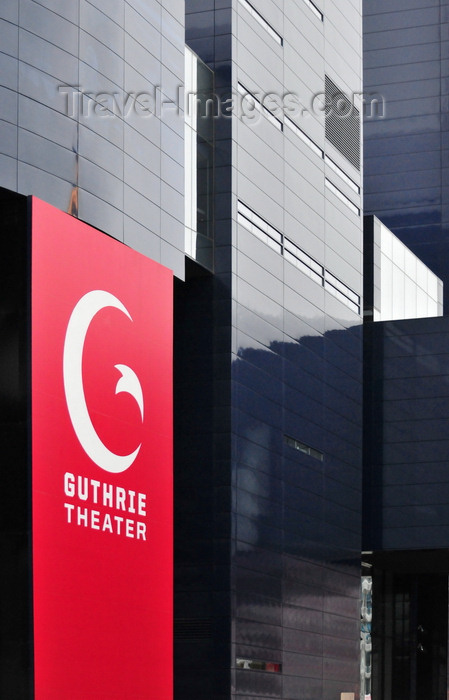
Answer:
[364,0,449,311]
[178,2,365,700]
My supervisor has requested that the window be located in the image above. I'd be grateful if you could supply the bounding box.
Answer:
[238,200,361,314]
[284,238,323,284]
[285,117,361,195]
[285,116,323,158]
[301,0,323,21]
[236,658,282,673]
[238,83,283,131]
[325,178,360,216]
[237,201,283,253]
[284,435,324,461]
[238,0,283,45]
[324,154,360,194]
[324,270,361,314]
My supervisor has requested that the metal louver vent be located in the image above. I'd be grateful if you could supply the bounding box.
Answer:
[325,75,360,171]
[174,618,212,640]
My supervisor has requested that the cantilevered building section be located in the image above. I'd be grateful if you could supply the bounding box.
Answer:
[364,215,443,322]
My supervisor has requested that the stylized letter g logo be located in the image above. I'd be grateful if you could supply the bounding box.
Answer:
[63,290,143,473]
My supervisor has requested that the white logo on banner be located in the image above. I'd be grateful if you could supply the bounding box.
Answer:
[63,290,143,473]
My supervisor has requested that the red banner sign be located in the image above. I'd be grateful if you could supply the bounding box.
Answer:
[31,198,173,698]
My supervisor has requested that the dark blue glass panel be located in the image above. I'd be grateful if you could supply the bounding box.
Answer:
[364,317,449,550]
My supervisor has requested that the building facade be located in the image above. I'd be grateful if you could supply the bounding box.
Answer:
[179,2,364,699]
[363,315,449,700]
[363,2,449,699]
[0,1,366,699]
[0,0,185,279]
[364,0,449,308]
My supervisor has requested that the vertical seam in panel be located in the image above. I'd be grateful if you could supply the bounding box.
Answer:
[16,1,20,191]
